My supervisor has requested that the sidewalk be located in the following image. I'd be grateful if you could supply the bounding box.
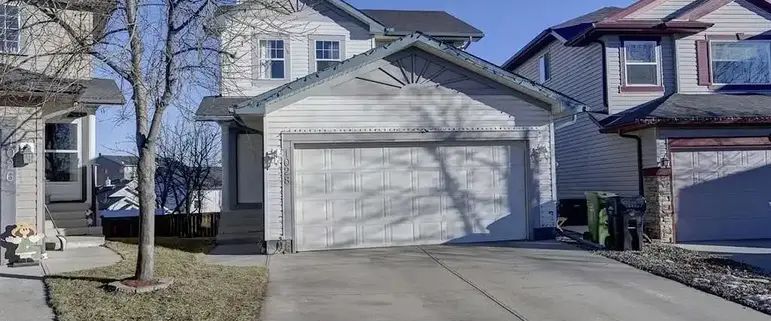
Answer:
[0,246,121,321]
[203,243,268,267]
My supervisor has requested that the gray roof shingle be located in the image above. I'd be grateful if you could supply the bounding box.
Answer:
[361,9,484,38]
[196,96,251,118]
[599,93,771,131]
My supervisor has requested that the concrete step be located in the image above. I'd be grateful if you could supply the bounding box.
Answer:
[218,224,263,235]
[216,232,263,245]
[57,226,103,237]
[47,202,91,212]
[49,210,90,221]
[64,236,105,249]
[53,218,91,229]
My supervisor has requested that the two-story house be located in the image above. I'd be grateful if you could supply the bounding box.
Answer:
[504,0,771,243]
[0,1,123,264]
[196,0,584,252]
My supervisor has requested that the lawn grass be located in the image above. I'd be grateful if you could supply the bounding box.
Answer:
[45,240,268,321]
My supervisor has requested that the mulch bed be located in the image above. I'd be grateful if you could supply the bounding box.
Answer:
[584,240,771,315]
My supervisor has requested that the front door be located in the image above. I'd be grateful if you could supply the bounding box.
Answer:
[45,119,83,202]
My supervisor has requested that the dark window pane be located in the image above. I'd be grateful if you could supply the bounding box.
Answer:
[45,152,78,182]
[270,60,284,79]
[45,124,78,150]
[626,65,658,85]
[6,6,18,16]
[317,60,340,71]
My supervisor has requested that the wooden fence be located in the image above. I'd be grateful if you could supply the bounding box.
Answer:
[102,213,220,238]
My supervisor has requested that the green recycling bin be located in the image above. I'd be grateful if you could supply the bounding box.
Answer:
[584,192,616,245]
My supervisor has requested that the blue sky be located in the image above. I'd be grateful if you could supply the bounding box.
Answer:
[96,0,633,155]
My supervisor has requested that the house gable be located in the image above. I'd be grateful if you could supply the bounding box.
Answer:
[330,48,513,97]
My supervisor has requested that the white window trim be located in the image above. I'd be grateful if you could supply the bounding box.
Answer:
[0,4,21,55]
[538,53,550,84]
[314,40,342,72]
[623,40,662,87]
[309,35,346,73]
[256,37,288,80]
[709,39,771,86]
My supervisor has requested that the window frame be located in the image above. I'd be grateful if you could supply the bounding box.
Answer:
[44,120,82,183]
[0,4,21,55]
[622,40,662,87]
[538,53,551,83]
[313,40,342,72]
[309,35,346,73]
[708,39,771,86]
[256,38,288,80]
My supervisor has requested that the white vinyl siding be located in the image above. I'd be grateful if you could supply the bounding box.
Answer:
[626,0,695,20]
[678,0,771,93]
[262,93,556,240]
[220,1,375,96]
[554,113,640,199]
[605,35,676,114]
[514,41,605,111]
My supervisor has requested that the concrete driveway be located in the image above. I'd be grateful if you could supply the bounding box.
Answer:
[678,239,771,274]
[262,241,768,321]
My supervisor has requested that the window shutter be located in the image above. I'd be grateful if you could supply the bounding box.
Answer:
[696,40,711,86]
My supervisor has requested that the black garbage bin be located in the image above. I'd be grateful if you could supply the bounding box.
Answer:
[606,196,646,251]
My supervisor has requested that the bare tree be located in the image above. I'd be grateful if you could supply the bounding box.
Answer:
[156,118,220,215]
[18,0,307,282]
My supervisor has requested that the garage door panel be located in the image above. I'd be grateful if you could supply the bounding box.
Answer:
[294,141,529,251]
[674,149,771,242]
[297,149,326,170]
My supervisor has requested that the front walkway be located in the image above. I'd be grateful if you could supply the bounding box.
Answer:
[0,247,120,321]
[262,241,768,321]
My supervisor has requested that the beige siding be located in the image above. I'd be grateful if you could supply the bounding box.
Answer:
[0,105,44,228]
[262,93,556,240]
[0,5,93,80]
[604,35,677,114]
[555,113,640,199]
[513,41,605,111]
[627,0,694,19]
[678,0,771,93]
[220,2,375,96]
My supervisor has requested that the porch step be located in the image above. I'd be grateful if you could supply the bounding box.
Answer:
[216,232,264,245]
[47,202,91,212]
[48,210,90,221]
[45,235,105,251]
[53,218,91,229]
[45,221,102,237]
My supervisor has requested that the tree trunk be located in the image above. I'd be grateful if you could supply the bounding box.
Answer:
[135,144,157,281]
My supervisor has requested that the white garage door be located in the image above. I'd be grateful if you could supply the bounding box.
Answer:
[673,149,771,242]
[293,141,528,251]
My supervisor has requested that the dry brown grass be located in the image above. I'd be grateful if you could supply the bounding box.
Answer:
[46,240,268,321]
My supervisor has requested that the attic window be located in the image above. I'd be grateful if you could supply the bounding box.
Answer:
[623,40,660,86]
[538,53,551,83]
[0,5,20,54]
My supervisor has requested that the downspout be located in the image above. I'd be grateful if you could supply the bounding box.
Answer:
[618,131,644,196]
[592,40,609,110]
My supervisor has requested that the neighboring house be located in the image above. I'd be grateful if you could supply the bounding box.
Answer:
[504,0,771,243]
[0,2,123,265]
[96,180,141,218]
[196,0,583,252]
[156,166,223,214]
[94,154,138,185]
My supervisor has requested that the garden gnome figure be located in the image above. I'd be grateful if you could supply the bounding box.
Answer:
[4,224,46,267]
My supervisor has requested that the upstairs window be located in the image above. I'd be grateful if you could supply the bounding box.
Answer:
[538,53,551,83]
[0,5,20,54]
[257,39,286,80]
[623,40,660,86]
[710,41,771,85]
[314,40,341,71]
